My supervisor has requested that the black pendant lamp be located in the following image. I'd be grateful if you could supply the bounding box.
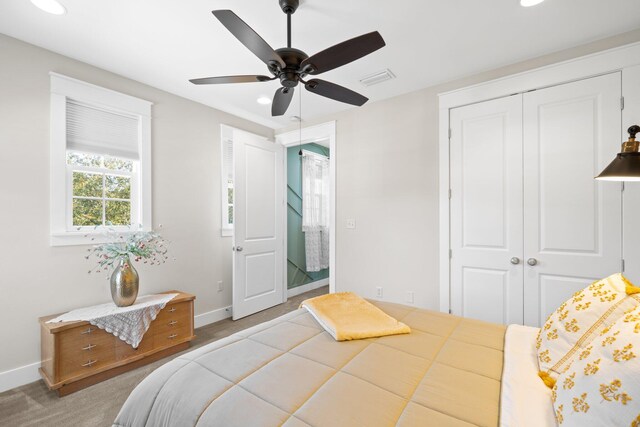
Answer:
[596,125,640,181]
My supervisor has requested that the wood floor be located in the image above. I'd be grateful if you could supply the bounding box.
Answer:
[0,286,328,427]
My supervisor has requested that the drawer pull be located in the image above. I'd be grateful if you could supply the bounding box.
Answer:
[168,320,178,326]
[168,307,177,313]
[81,359,97,367]
[80,327,95,335]
[82,344,97,351]
[168,334,178,339]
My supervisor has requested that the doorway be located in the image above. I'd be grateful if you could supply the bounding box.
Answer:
[276,121,337,295]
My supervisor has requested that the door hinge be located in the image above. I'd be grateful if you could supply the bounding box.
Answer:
[448,128,452,139]
[621,96,625,110]
[622,259,625,272]
[449,249,452,259]
[448,189,452,199]
[622,182,625,192]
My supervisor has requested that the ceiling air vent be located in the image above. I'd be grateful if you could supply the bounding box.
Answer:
[359,69,396,87]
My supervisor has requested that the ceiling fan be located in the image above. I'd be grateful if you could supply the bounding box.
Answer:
[190,0,386,117]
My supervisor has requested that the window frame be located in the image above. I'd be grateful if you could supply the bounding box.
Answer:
[50,73,152,246]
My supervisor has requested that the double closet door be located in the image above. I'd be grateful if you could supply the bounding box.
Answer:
[449,72,622,327]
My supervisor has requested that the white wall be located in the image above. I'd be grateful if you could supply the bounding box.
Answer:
[0,34,272,388]
[279,28,640,311]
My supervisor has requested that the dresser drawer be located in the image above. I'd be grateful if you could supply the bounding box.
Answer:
[154,325,191,348]
[156,301,192,322]
[154,310,192,335]
[58,325,114,355]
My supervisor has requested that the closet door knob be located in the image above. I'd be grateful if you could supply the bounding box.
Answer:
[510,257,520,265]
[527,258,538,266]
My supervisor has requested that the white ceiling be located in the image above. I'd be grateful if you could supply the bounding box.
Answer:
[1,0,639,129]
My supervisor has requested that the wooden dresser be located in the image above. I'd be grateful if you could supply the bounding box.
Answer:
[39,291,195,396]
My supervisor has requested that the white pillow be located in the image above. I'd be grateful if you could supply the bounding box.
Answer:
[552,303,640,426]
[536,274,640,388]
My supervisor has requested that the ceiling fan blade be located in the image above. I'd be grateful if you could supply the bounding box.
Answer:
[301,31,385,75]
[212,10,285,69]
[189,75,273,85]
[305,79,368,106]
[272,87,295,116]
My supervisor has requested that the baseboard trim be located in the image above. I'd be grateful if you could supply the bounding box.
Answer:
[0,361,41,393]
[288,278,329,298]
[194,305,232,329]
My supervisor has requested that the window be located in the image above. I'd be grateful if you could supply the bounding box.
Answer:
[67,152,136,228]
[50,73,152,246]
[219,125,268,237]
[221,126,234,236]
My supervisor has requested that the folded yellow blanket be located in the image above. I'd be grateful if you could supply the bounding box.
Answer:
[301,292,411,341]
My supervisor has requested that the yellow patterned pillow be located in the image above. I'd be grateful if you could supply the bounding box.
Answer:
[537,274,640,388]
[551,304,640,426]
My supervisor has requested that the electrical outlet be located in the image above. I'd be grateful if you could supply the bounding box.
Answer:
[217,281,223,292]
[376,287,383,298]
[346,219,356,229]
[406,291,414,304]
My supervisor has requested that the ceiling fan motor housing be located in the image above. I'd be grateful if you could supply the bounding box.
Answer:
[279,0,299,14]
[274,47,308,87]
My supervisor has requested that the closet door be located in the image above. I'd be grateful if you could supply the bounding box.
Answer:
[523,73,622,327]
[450,95,524,325]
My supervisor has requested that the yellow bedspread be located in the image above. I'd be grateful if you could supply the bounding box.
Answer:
[301,292,411,341]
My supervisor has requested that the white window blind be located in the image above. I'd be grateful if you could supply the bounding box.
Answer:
[223,138,234,182]
[66,99,140,160]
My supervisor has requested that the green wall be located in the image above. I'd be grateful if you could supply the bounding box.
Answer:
[287,143,330,289]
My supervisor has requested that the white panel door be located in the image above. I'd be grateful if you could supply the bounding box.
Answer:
[523,73,622,326]
[450,95,524,324]
[233,131,284,320]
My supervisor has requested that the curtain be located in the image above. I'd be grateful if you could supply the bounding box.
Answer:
[301,151,330,272]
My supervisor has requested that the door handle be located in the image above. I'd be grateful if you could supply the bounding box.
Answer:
[527,258,538,266]
[510,257,520,265]
[235,246,243,252]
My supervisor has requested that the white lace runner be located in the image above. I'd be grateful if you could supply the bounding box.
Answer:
[46,293,179,348]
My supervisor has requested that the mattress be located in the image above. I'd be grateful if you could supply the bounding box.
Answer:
[114,301,507,427]
[500,325,557,427]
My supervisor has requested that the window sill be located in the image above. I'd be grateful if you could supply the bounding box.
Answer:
[50,230,137,247]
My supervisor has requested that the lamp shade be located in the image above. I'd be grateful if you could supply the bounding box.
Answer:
[595,152,640,181]
[595,125,640,181]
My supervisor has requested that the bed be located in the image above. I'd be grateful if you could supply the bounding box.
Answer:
[113,300,554,427]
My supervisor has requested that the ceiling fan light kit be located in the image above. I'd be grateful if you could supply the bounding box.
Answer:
[190,0,386,117]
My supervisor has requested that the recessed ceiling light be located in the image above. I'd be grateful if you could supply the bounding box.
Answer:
[520,0,544,7]
[31,0,66,15]
[256,96,271,105]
